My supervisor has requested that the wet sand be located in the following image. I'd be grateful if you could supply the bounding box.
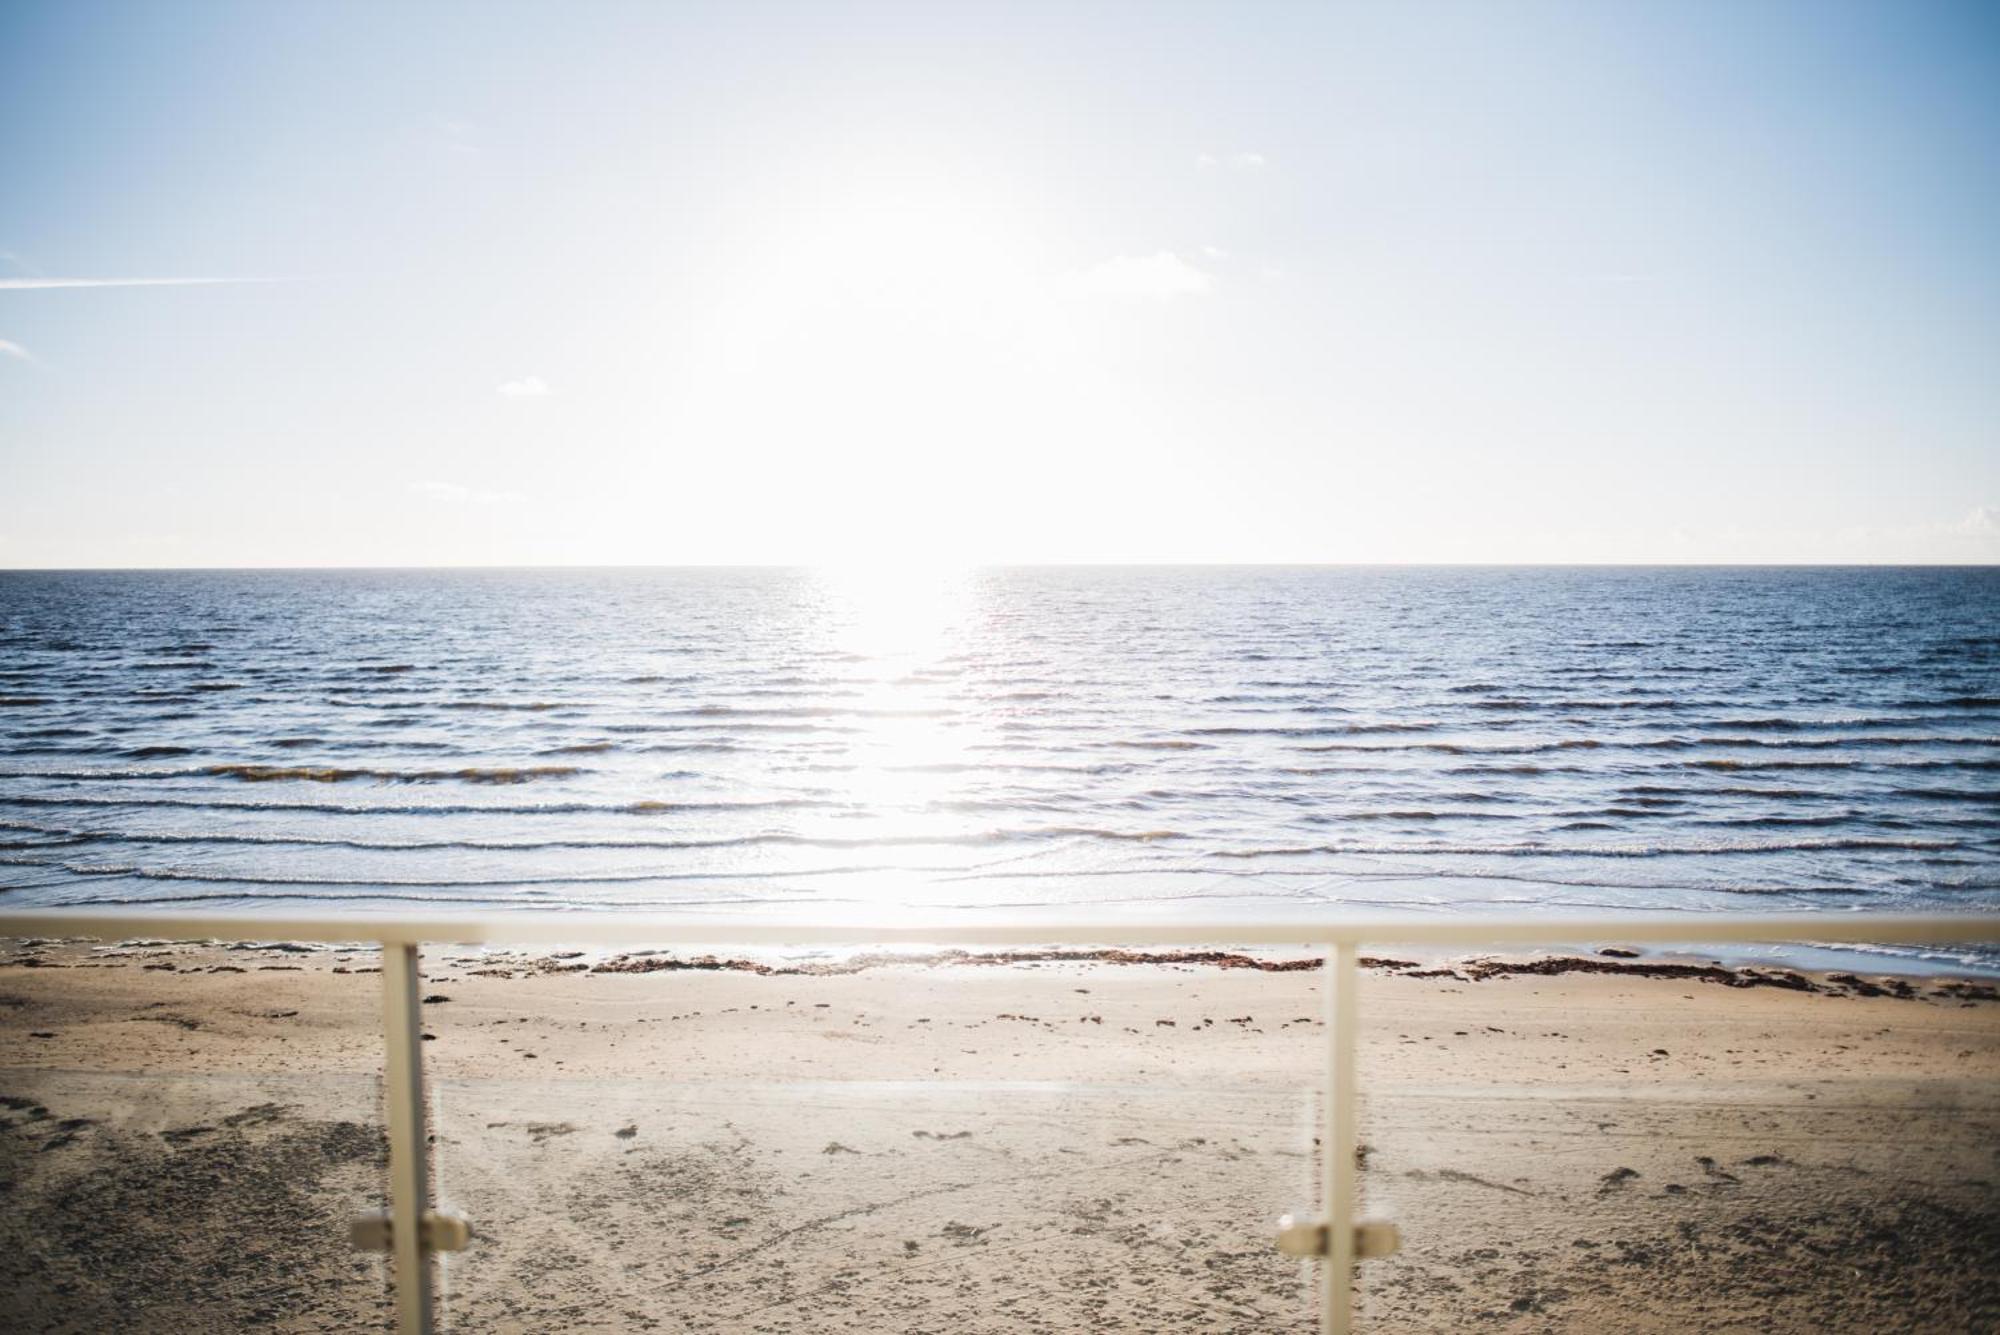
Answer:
[3,938,1997,1333]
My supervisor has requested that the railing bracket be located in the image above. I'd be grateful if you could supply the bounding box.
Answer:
[1277,1215,1399,1261]
[351,1210,474,1254]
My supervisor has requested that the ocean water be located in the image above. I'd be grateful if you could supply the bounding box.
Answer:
[0,567,1995,959]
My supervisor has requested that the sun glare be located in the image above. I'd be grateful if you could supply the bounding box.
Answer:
[811,564,984,872]
[815,562,975,663]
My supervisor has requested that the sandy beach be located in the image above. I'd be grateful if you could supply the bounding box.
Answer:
[3,937,1997,1333]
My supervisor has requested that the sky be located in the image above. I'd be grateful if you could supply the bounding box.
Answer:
[1,0,1996,567]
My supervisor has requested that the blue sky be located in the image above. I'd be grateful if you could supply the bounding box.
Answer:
[2,0,1996,565]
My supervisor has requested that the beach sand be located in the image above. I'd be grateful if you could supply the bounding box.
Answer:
[3,938,1997,1333]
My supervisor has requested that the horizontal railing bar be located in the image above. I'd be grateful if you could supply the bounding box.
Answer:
[0,910,1994,950]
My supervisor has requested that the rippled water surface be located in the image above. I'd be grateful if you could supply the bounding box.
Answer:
[1,568,1995,952]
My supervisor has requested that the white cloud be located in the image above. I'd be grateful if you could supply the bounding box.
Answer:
[497,375,551,397]
[1070,251,1214,300]
[409,480,521,506]
[1195,151,1266,172]
[1201,245,1229,260]
[1951,505,1999,536]
[1666,504,2000,563]
[0,338,33,363]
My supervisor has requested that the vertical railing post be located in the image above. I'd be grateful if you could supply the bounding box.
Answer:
[1322,941,1359,1335]
[382,941,435,1334]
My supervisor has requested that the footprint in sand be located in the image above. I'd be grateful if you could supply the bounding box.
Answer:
[1598,1166,1640,1193]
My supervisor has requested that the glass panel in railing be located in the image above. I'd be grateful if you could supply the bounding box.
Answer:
[0,933,392,1331]
[1351,941,2000,1332]
[424,938,1328,1331]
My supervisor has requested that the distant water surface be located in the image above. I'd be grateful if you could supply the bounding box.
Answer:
[0,567,1994,966]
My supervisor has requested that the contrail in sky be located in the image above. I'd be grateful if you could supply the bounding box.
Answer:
[0,277,276,290]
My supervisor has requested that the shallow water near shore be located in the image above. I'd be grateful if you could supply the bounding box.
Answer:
[1,566,1994,969]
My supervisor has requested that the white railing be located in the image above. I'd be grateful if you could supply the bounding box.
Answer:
[3,909,1996,1335]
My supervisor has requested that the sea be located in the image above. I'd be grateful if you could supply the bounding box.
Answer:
[1,567,1995,968]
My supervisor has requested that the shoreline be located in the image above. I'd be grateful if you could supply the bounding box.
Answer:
[9,932,1999,994]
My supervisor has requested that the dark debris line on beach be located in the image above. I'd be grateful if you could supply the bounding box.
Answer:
[516,946,1996,1001]
[4,935,1996,1003]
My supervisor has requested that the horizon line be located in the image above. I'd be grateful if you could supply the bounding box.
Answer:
[3,560,1998,574]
